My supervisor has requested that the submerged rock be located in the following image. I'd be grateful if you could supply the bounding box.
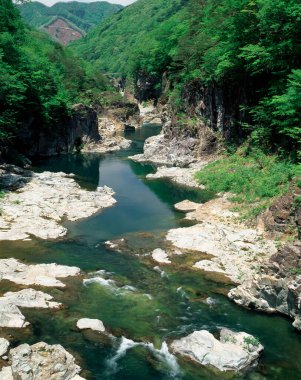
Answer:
[174,200,200,212]
[152,249,171,264]
[77,318,106,333]
[0,258,80,287]
[0,170,116,241]
[171,329,263,372]
[8,342,84,379]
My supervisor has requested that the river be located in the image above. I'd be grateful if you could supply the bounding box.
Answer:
[0,125,300,380]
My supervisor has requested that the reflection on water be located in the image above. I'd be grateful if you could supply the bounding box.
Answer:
[0,125,301,380]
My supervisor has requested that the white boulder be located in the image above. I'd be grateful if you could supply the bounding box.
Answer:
[171,329,263,372]
[77,318,106,333]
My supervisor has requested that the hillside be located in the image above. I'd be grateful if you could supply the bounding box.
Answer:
[0,0,109,154]
[73,0,301,159]
[72,0,189,76]
[19,1,123,44]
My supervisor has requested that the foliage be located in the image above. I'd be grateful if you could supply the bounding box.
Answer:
[72,0,189,78]
[72,0,301,157]
[18,1,123,33]
[195,149,301,219]
[0,0,108,148]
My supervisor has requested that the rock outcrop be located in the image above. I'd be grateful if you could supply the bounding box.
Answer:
[167,220,276,283]
[17,104,100,157]
[0,288,64,328]
[229,242,301,330]
[0,258,80,287]
[0,170,116,240]
[171,329,263,372]
[83,113,131,153]
[131,94,218,167]
[7,342,85,379]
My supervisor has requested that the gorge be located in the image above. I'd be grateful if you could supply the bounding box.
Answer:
[0,0,301,379]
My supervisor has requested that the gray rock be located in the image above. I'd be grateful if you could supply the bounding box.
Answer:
[171,329,263,372]
[9,342,83,380]
[0,301,28,328]
[0,170,116,241]
[0,338,10,357]
[77,318,106,332]
[0,258,80,287]
[151,249,171,264]
[0,289,61,309]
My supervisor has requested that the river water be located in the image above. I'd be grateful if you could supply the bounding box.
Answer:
[0,125,301,380]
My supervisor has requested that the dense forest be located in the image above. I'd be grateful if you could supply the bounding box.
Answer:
[19,1,123,33]
[73,0,301,160]
[0,0,109,153]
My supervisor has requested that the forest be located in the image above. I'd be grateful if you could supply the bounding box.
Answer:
[1,0,301,158]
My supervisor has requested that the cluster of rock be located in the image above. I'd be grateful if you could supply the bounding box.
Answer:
[18,103,100,157]
[83,113,131,154]
[0,259,80,328]
[0,169,116,240]
[0,257,86,378]
[171,329,263,372]
[166,196,276,283]
[0,342,86,380]
[138,103,162,126]
[131,113,217,167]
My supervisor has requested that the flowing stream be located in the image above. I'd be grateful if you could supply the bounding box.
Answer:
[0,125,301,379]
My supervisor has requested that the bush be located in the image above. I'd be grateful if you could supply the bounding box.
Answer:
[195,149,301,219]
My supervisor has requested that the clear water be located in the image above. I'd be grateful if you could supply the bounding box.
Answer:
[0,125,301,380]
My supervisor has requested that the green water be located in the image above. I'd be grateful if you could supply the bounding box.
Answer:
[0,125,301,380]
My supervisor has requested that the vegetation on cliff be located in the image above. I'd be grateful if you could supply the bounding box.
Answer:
[73,0,301,159]
[0,0,108,150]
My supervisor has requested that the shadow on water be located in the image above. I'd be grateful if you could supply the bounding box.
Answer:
[0,125,301,379]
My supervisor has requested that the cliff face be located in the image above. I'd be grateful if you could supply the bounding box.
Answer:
[17,104,100,157]
[181,79,253,141]
[133,72,255,145]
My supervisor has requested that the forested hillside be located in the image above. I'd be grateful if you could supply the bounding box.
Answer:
[73,0,301,159]
[0,0,108,153]
[19,1,123,33]
[72,0,188,76]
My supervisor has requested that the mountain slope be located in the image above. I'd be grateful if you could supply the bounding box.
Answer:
[19,1,123,34]
[72,0,189,76]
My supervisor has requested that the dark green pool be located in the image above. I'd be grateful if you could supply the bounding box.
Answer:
[0,125,300,380]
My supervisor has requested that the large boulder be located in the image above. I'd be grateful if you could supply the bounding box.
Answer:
[171,329,263,372]
[77,318,105,333]
[9,342,84,380]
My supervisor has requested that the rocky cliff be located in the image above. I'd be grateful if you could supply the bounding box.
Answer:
[17,104,100,158]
